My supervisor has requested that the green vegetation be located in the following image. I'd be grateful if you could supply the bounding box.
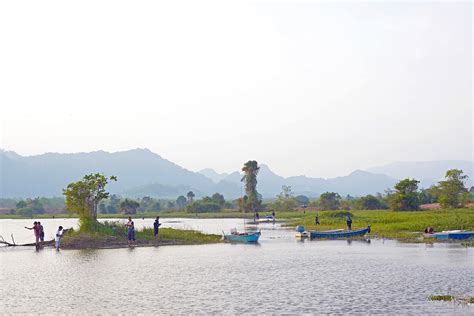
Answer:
[429,295,474,304]
[272,186,299,212]
[435,169,470,208]
[61,220,221,249]
[388,178,421,211]
[429,295,455,302]
[241,160,262,212]
[63,173,117,220]
[317,192,342,210]
[286,208,474,242]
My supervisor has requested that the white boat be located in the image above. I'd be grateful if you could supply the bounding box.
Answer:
[258,215,275,223]
[295,231,309,238]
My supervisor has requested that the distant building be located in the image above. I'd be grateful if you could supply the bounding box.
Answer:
[470,186,474,193]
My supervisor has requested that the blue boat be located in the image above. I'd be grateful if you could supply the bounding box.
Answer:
[310,226,371,239]
[223,231,261,243]
[434,231,474,240]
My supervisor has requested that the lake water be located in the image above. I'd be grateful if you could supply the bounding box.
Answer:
[1,218,473,314]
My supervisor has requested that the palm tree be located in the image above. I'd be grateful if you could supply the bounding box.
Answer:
[241,160,261,213]
[186,191,195,203]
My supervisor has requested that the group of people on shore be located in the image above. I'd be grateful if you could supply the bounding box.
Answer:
[24,222,63,250]
[124,216,161,246]
[24,216,162,249]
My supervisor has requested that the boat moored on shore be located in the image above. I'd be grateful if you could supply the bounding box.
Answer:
[309,226,371,239]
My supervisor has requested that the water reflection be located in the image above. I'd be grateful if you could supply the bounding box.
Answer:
[0,218,472,314]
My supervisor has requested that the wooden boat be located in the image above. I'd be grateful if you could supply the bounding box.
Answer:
[223,231,261,243]
[310,226,371,239]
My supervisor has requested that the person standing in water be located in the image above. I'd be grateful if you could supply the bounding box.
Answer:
[346,215,352,231]
[126,217,135,246]
[55,226,64,251]
[38,222,45,246]
[153,216,161,238]
[24,222,40,247]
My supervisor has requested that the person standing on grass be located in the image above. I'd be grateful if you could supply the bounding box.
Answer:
[314,214,320,225]
[55,226,64,251]
[346,215,352,231]
[126,217,136,246]
[153,216,161,238]
[24,222,40,247]
[38,222,45,246]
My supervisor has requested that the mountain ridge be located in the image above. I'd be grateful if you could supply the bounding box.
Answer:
[1,148,471,199]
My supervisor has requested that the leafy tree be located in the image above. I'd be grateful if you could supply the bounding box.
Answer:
[295,195,309,206]
[241,160,262,212]
[25,197,45,214]
[318,192,341,210]
[358,195,385,210]
[435,169,469,208]
[419,187,438,204]
[176,195,187,209]
[186,201,221,213]
[211,193,225,207]
[388,178,420,211]
[186,191,195,203]
[63,173,117,220]
[16,200,27,209]
[274,185,298,211]
[120,198,140,214]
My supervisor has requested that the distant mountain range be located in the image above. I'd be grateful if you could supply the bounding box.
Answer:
[1,149,472,199]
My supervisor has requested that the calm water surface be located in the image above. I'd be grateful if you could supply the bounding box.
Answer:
[1,218,473,314]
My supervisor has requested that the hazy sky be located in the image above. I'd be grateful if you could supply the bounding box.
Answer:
[0,1,472,178]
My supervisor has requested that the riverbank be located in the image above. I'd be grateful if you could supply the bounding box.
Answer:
[2,209,473,244]
[285,208,474,243]
[60,221,222,249]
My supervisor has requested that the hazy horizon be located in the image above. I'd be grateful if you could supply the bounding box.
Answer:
[1,1,472,178]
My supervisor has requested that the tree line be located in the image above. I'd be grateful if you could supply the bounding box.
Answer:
[2,167,472,217]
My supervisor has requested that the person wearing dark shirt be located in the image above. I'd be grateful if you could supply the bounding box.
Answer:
[346,215,353,231]
[314,214,320,225]
[38,222,45,245]
[126,217,135,246]
[153,216,161,237]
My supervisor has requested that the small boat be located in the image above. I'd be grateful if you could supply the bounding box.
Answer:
[223,230,261,243]
[258,215,275,223]
[423,230,472,240]
[310,226,371,239]
[432,231,474,240]
[447,231,474,240]
[295,231,308,239]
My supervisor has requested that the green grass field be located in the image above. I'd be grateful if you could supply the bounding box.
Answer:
[284,209,474,242]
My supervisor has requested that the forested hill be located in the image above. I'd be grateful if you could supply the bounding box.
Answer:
[1,149,471,199]
[0,149,214,198]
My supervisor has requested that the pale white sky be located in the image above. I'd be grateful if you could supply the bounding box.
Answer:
[0,1,472,178]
